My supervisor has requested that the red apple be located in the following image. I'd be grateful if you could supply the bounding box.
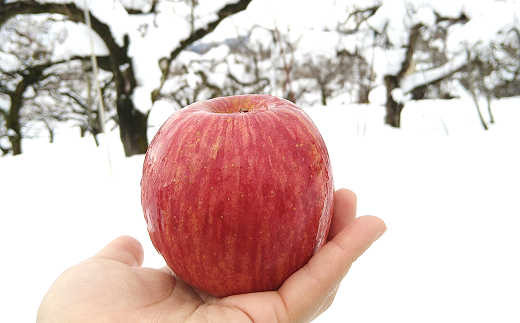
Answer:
[141,94,334,297]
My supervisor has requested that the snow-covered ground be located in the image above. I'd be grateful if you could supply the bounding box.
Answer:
[1,97,519,322]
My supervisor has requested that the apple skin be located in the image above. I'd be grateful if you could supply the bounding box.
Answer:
[141,94,334,297]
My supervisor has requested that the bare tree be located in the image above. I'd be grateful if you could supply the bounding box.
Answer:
[159,26,274,107]
[0,14,62,154]
[338,1,470,127]
[0,14,114,154]
[1,0,252,156]
[456,26,520,129]
[292,49,373,106]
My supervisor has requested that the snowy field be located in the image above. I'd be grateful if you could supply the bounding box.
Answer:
[1,97,520,322]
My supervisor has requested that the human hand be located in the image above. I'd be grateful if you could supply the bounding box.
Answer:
[37,188,386,323]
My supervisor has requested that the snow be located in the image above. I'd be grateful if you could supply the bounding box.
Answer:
[446,1,520,54]
[119,0,153,13]
[427,0,465,19]
[37,0,132,47]
[23,0,248,114]
[1,96,520,322]
[390,87,408,103]
[415,5,437,28]
[204,44,231,61]
[295,29,341,58]
[367,0,408,47]
[4,0,517,113]
[334,0,520,88]
[400,52,468,94]
[0,51,20,72]
[204,0,341,44]
[53,21,110,60]
[2,0,520,320]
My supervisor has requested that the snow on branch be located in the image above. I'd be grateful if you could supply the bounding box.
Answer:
[400,51,468,94]
[150,0,253,103]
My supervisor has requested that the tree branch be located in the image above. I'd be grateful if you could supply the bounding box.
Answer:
[400,52,468,94]
[339,4,382,35]
[228,71,269,88]
[152,0,253,102]
[0,1,126,69]
[396,24,423,81]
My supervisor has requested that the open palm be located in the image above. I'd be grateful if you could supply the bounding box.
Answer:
[37,189,386,323]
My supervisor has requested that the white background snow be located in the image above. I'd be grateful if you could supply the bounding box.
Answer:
[1,97,519,322]
[1,0,520,321]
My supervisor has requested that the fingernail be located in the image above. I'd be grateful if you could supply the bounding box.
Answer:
[375,227,387,242]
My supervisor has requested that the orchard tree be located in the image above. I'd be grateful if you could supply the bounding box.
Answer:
[0,14,111,154]
[455,25,520,129]
[279,28,373,106]
[0,0,252,156]
[0,14,65,154]
[160,25,374,109]
[158,26,277,107]
[336,0,520,128]
[29,59,116,146]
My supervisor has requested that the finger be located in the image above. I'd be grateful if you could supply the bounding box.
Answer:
[91,235,144,267]
[312,188,356,319]
[328,188,358,240]
[158,265,174,274]
[311,286,339,321]
[278,215,386,323]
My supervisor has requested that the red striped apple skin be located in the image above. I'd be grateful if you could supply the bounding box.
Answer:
[141,94,334,297]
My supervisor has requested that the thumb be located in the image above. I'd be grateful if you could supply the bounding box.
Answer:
[91,235,144,267]
[278,215,386,322]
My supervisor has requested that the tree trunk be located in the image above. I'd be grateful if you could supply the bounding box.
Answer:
[7,90,22,155]
[1,2,149,156]
[469,89,488,130]
[411,85,427,100]
[43,119,54,143]
[382,25,421,128]
[466,72,488,131]
[486,93,495,124]
[321,86,327,106]
[7,107,22,155]
[2,0,253,156]
[7,67,45,155]
[384,75,404,128]
[117,95,149,156]
[112,52,149,156]
[358,86,370,104]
